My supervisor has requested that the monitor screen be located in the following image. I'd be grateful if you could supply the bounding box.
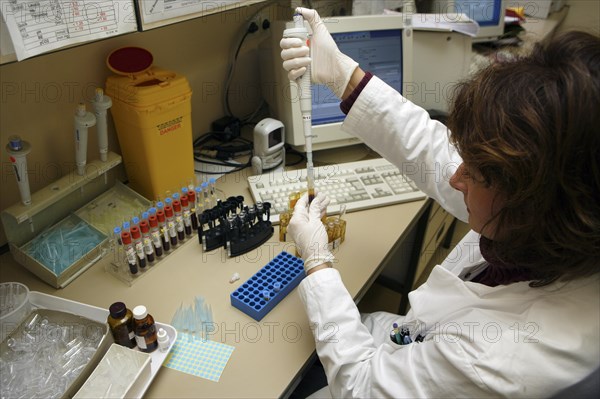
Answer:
[454,0,502,27]
[261,15,413,152]
[312,29,403,126]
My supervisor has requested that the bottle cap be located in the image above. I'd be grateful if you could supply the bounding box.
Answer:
[121,231,132,245]
[109,302,127,319]
[132,305,148,320]
[165,206,174,218]
[181,195,189,207]
[173,200,181,212]
[148,215,158,227]
[156,210,166,222]
[132,216,140,225]
[187,190,196,202]
[157,327,170,351]
[140,220,150,233]
[130,225,141,239]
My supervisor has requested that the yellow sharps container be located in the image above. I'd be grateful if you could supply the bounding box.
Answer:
[105,47,194,201]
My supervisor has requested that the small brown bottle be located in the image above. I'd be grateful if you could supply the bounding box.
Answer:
[132,305,158,353]
[107,302,136,348]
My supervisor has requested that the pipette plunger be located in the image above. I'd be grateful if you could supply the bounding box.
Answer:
[284,13,315,202]
[6,135,32,206]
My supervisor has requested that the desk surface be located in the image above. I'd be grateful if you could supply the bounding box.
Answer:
[0,165,427,398]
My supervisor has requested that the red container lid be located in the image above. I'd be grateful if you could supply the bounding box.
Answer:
[107,47,153,76]
[148,214,158,227]
[157,210,166,222]
[173,200,181,212]
[140,220,150,233]
[165,205,174,218]
[121,231,132,245]
[181,195,188,207]
[187,190,196,202]
[130,225,141,239]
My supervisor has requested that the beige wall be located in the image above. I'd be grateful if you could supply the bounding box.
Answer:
[0,1,289,246]
[560,0,600,35]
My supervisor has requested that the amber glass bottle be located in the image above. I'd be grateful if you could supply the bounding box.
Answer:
[132,305,158,353]
[107,302,136,348]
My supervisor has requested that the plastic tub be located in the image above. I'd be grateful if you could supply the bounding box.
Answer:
[0,282,30,342]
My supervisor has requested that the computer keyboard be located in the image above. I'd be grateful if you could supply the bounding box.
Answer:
[247,157,426,224]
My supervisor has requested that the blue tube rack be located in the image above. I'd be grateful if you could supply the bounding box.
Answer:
[230,251,305,321]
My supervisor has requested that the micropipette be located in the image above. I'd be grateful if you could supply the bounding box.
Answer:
[283,13,315,202]
[74,103,96,176]
[6,135,32,206]
[92,88,112,162]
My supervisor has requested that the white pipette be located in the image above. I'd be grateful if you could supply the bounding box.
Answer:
[283,13,315,202]
[92,88,112,162]
[74,103,96,176]
[6,135,32,206]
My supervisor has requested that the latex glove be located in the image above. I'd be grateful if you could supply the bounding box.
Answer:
[280,7,359,98]
[287,192,335,273]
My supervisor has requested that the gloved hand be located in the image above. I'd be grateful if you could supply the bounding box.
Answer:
[280,7,359,99]
[287,192,335,274]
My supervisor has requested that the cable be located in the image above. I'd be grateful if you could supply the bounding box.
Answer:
[194,131,254,175]
[223,0,274,122]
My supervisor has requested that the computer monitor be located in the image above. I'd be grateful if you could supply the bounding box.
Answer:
[260,14,413,152]
[423,0,507,42]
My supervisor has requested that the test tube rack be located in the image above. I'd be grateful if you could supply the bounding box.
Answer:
[230,251,305,321]
[199,196,273,257]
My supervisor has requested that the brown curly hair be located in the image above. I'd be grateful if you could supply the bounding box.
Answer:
[447,31,600,283]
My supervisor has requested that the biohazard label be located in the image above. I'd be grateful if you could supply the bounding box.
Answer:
[157,116,183,135]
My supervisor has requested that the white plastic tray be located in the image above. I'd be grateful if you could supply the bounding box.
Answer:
[29,291,177,397]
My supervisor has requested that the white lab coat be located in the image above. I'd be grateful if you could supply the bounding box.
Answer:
[298,77,600,398]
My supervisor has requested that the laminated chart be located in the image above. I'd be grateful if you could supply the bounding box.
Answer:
[137,0,265,29]
[0,0,137,61]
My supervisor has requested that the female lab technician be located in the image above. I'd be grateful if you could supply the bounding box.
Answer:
[282,8,600,398]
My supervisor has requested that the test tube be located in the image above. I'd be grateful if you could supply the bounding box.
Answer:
[112,226,124,267]
[148,215,163,258]
[120,231,139,275]
[6,135,32,206]
[164,205,178,246]
[147,215,164,258]
[181,195,192,236]
[208,178,217,207]
[130,226,147,269]
[173,200,185,241]
[201,182,210,209]
[187,189,198,231]
[139,220,155,263]
[156,209,170,252]
[122,221,131,234]
[194,186,204,215]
